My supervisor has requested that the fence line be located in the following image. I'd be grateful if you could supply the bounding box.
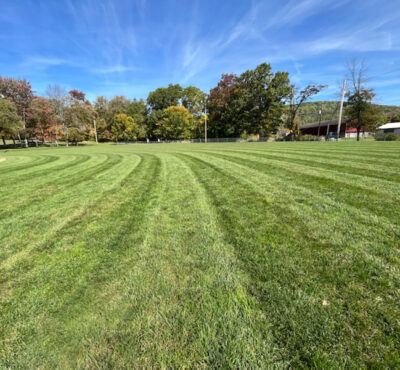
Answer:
[0,135,381,149]
[115,137,270,145]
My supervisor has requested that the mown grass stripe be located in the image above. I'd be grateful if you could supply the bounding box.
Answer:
[71,153,281,367]
[0,153,124,217]
[189,150,400,266]
[0,154,165,367]
[253,143,400,160]
[203,149,400,222]
[0,153,140,262]
[1,141,399,368]
[0,153,60,175]
[223,148,400,182]
[179,150,399,367]
[0,153,96,189]
[251,147,400,169]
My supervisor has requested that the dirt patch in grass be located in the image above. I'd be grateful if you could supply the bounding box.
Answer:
[0,157,6,163]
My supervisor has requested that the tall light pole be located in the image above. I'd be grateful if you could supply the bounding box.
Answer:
[204,101,208,143]
[337,79,346,140]
[317,108,322,137]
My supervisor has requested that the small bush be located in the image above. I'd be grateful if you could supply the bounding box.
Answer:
[375,133,399,141]
[299,134,318,141]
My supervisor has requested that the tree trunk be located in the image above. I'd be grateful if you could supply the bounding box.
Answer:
[356,126,360,141]
[41,128,46,143]
[12,137,16,145]
[2,136,6,145]
[290,118,296,140]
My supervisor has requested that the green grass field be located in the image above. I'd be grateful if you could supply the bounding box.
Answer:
[1,141,399,367]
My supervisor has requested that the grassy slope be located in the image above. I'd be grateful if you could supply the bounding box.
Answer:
[0,142,399,367]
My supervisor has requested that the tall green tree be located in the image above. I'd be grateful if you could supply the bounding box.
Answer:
[127,99,148,139]
[0,77,34,145]
[233,63,291,137]
[146,109,164,140]
[0,99,23,145]
[94,96,109,118]
[147,84,183,111]
[0,77,34,121]
[182,86,207,137]
[94,96,112,141]
[111,113,139,142]
[64,91,93,144]
[106,96,130,127]
[346,90,381,141]
[155,106,195,139]
[182,86,206,116]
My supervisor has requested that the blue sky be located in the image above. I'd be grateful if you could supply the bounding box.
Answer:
[1,0,400,104]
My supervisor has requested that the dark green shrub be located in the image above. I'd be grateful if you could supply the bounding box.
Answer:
[299,134,318,141]
[375,133,399,141]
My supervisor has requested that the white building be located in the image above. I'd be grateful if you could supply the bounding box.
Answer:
[377,122,400,135]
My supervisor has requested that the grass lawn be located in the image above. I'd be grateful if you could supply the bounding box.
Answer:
[0,141,399,367]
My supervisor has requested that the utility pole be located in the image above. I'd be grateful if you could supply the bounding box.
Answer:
[23,108,28,148]
[204,104,208,143]
[93,119,98,143]
[317,108,322,137]
[337,79,346,140]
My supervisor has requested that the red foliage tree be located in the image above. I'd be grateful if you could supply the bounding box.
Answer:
[209,74,237,110]
[208,74,238,137]
[69,89,86,102]
[0,76,34,120]
[26,97,57,141]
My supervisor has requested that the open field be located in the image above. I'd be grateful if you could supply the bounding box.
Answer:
[1,141,399,367]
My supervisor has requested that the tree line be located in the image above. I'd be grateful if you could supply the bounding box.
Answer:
[0,61,393,144]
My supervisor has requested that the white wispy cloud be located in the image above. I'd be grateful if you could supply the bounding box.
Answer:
[265,0,342,29]
[178,0,354,83]
[66,0,138,74]
[90,65,136,74]
[21,56,70,67]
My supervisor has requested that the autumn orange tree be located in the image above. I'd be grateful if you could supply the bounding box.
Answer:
[27,97,57,142]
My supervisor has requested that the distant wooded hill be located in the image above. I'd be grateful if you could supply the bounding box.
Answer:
[296,101,400,125]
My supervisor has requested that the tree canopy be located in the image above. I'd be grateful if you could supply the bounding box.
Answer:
[147,84,183,111]
[112,113,139,142]
[0,60,395,145]
[345,60,383,141]
[208,64,291,137]
[0,99,23,141]
[27,97,57,141]
[155,106,195,140]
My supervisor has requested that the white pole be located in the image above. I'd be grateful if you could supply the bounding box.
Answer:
[317,109,322,137]
[337,79,346,140]
[204,106,207,143]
